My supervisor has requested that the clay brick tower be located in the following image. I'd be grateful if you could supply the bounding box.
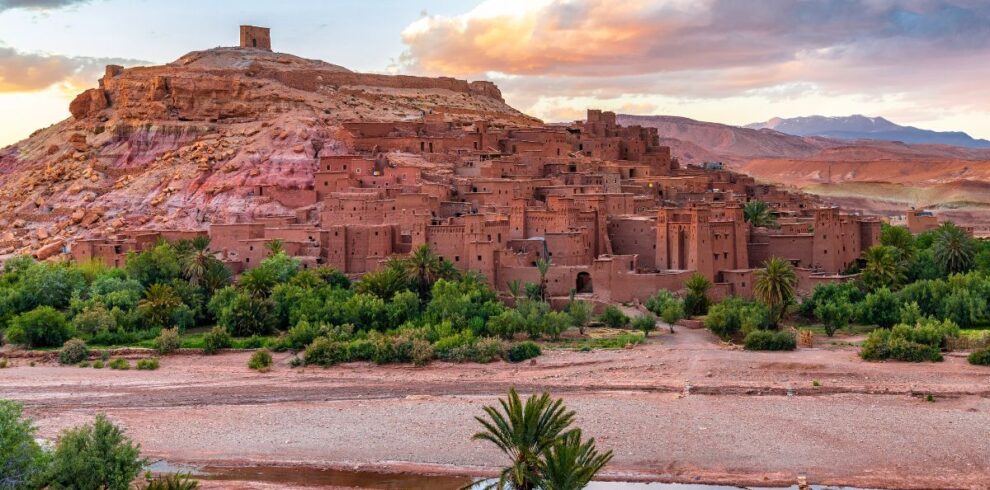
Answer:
[240,25,271,51]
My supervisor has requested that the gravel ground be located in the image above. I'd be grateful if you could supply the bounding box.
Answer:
[3,328,990,489]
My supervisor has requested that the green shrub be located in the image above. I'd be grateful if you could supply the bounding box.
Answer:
[859,323,948,363]
[631,314,657,337]
[410,339,434,367]
[434,331,476,360]
[542,310,571,340]
[154,327,180,355]
[505,341,541,363]
[472,337,506,363]
[71,305,116,335]
[7,306,73,348]
[248,349,273,371]
[283,319,322,350]
[136,357,160,370]
[78,360,90,368]
[743,330,796,351]
[347,339,375,361]
[108,358,130,370]
[0,358,7,368]
[0,400,48,487]
[968,349,990,366]
[304,337,350,367]
[44,414,145,489]
[143,473,200,490]
[59,338,90,365]
[705,299,744,339]
[92,360,104,369]
[598,305,629,328]
[202,326,233,355]
[814,300,854,337]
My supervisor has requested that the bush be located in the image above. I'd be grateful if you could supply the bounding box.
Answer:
[860,288,901,328]
[473,337,506,363]
[44,414,145,489]
[968,349,990,366]
[154,327,181,354]
[71,305,116,335]
[6,306,73,348]
[0,400,48,487]
[108,358,130,370]
[304,337,350,367]
[347,339,375,361]
[743,330,796,351]
[705,298,763,339]
[143,473,200,490]
[283,320,322,350]
[631,314,657,337]
[202,326,233,355]
[248,349,273,371]
[92,360,104,369]
[410,339,434,367]
[814,300,854,337]
[136,357,160,370]
[859,321,953,362]
[59,338,90,365]
[505,341,541,363]
[598,305,629,328]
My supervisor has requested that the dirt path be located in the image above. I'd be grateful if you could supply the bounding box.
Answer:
[3,328,990,489]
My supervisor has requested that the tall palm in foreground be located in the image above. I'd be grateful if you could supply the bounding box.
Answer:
[472,388,576,490]
[537,430,613,490]
[683,272,711,315]
[754,257,797,326]
[933,223,975,276]
[860,245,905,291]
[743,200,777,228]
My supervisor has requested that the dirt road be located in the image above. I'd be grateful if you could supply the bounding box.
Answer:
[3,328,989,489]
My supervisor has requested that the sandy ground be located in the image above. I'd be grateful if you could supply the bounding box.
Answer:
[3,328,990,489]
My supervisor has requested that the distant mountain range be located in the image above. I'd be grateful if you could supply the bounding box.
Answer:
[744,115,990,149]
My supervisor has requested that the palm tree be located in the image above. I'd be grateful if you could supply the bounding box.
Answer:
[933,223,976,276]
[536,430,613,490]
[264,239,284,257]
[536,258,551,302]
[405,244,443,301]
[507,279,522,305]
[355,267,409,300]
[473,388,576,490]
[182,236,214,288]
[201,260,232,294]
[138,284,182,328]
[743,200,778,228]
[683,272,711,315]
[860,245,905,291]
[880,224,915,261]
[754,257,798,326]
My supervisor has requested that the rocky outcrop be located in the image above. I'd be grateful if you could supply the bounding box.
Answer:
[0,46,540,260]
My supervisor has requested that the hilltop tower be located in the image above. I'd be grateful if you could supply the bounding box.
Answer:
[240,25,271,51]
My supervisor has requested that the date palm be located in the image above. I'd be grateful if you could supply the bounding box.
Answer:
[536,429,613,490]
[405,244,444,301]
[138,283,182,329]
[861,245,905,291]
[356,267,409,300]
[743,200,777,228]
[264,239,284,257]
[933,223,975,276]
[536,257,551,302]
[754,257,797,326]
[472,388,576,490]
[182,236,214,288]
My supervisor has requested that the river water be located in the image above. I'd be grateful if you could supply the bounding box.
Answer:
[149,461,872,489]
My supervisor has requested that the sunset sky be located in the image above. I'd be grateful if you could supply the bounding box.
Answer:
[1,0,988,146]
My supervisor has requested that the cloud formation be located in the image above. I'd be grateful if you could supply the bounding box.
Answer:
[0,46,143,93]
[399,0,990,134]
[0,0,90,12]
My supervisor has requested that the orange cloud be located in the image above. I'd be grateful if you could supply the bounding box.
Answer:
[0,46,145,93]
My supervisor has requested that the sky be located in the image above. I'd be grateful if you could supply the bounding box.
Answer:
[0,0,988,146]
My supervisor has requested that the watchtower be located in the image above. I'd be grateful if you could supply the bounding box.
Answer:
[240,25,271,51]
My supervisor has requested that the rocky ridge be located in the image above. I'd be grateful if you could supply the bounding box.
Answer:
[0,47,540,258]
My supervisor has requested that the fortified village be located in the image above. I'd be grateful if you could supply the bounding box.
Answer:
[46,27,885,305]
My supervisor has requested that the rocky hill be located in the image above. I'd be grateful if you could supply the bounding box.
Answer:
[0,47,539,257]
